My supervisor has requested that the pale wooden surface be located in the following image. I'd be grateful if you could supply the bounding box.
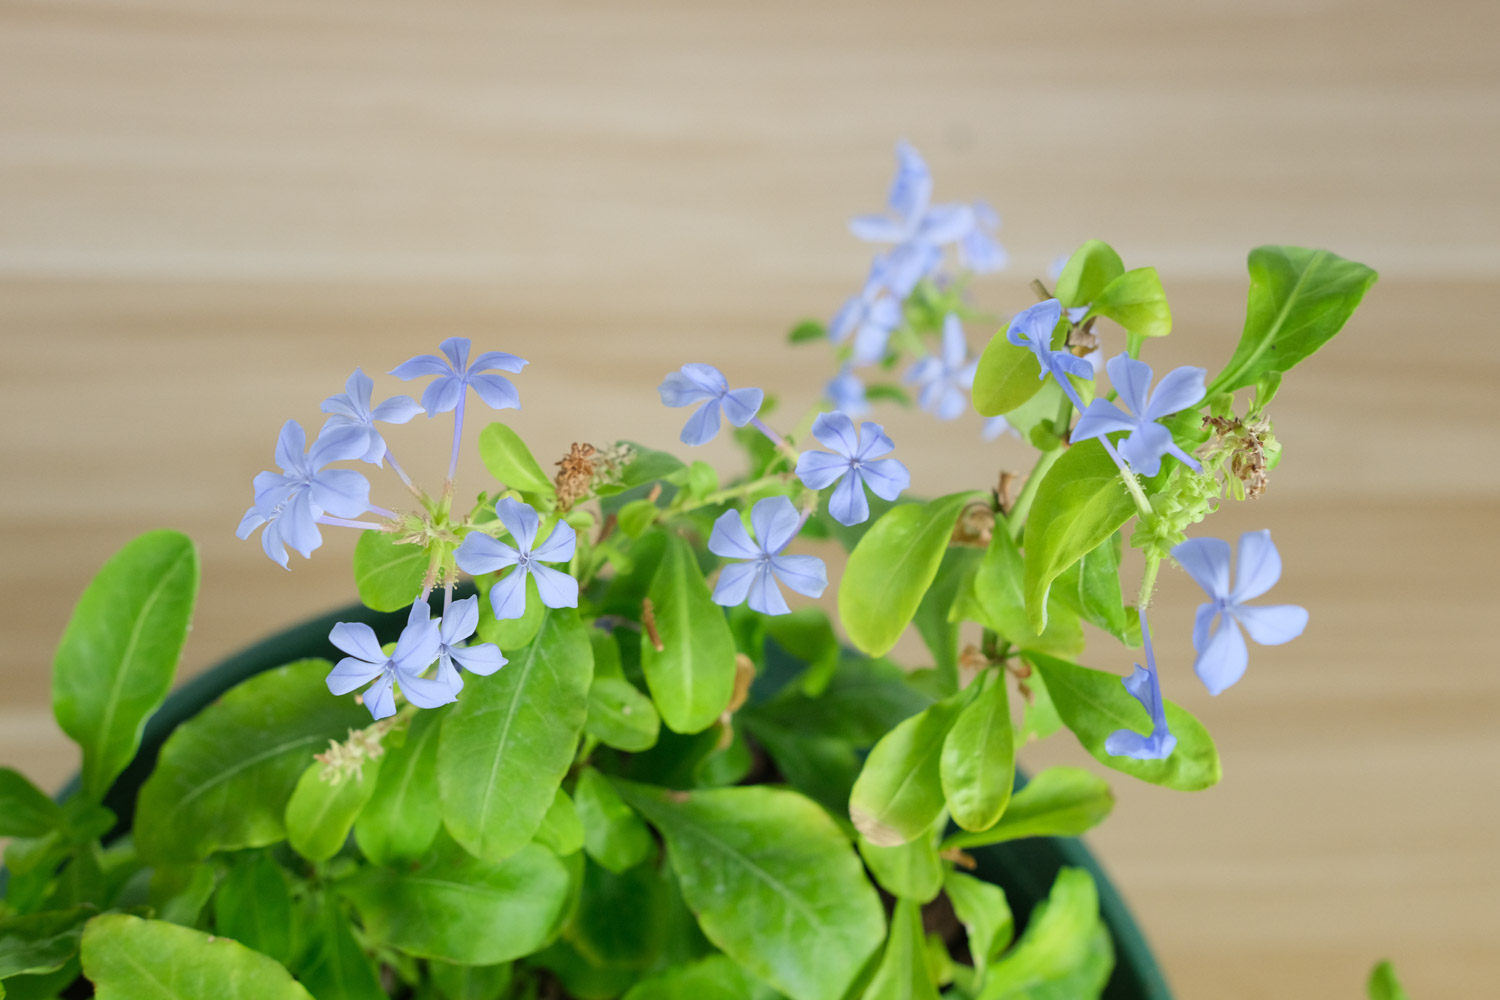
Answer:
[2,1,1497,995]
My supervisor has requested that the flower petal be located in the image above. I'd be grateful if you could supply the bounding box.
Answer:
[914,203,975,245]
[394,667,458,710]
[1195,616,1249,695]
[770,554,828,599]
[274,420,309,476]
[1232,529,1283,603]
[370,394,423,424]
[393,618,441,675]
[708,510,759,560]
[941,314,968,368]
[439,337,471,373]
[889,140,932,222]
[711,560,759,608]
[390,354,452,379]
[439,595,481,645]
[1234,604,1308,646]
[467,373,521,411]
[810,411,860,458]
[1117,422,1174,478]
[488,567,530,620]
[329,621,385,664]
[531,521,577,563]
[364,673,397,720]
[1144,365,1207,421]
[795,449,850,491]
[468,350,527,375]
[678,363,728,395]
[259,518,290,569]
[494,497,541,552]
[848,214,910,243]
[436,654,465,697]
[421,375,464,416]
[531,564,579,609]
[1104,354,1154,418]
[1006,300,1063,354]
[1192,603,1218,653]
[1171,537,1232,600]
[449,642,507,677]
[1103,725,1177,761]
[455,532,520,576]
[720,387,764,427]
[1070,399,1137,444]
[326,657,385,696]
[751,496,802,556]
[679,399,722,446]
[236,504,266,540]
[746,563,791,616]
[278,490,323,559]
[859,458,910,501]
[854,421,894,461]
[659,371,719,407]
[827,471,870,526]
[310,468,372,518]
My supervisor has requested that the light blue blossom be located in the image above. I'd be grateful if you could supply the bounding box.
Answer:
[1172,530,1309,695]
[708,496,827,616]
[795,412,911,526]
[824,368,871,418]
[455,497,578,620]
[958,201,1008,273]
[1105,608,1177,761]
[390,337,528,416]
[905,314,978,420]
[849,141,975,254]
[657,363,764,446]
[407,596,507,696]
[1071,354,1206,477]
[830,265,906,366]
[319,368,423,465]
[325,607,454,720]
[1006,299,1095,388]
[237,420,371,569]
[982,415,1018,441]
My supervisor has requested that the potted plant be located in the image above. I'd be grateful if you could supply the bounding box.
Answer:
[0,144,1405,1000]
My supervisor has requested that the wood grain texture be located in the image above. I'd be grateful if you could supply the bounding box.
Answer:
[1,1,1496,995]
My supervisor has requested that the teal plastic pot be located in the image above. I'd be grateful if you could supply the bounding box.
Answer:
[32,599,1173,1000]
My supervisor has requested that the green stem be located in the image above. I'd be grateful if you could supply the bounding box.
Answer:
[1007,447,1063,541]
[1117,465,1154,519]
[1136,552,1161,610]
[678,471,794,515]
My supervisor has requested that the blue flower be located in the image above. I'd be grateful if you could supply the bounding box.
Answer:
[237,420,371,569]
[1071,354,1206,477]
[708,496,828,616]
[849,141,976,253]
[325,606,454,720]
[1172,530,1309,695]
[830,263,905,365]
[824,368,871,418]
[958,201,1008,273]
[455,497,578,620]
[390,337,527,415]
[905,314,978,420]
[796,412,910,526]
[982,415,1018,441]
[1104,609,1177,761]
[1006,300,1094,387]
[319,368,424,465]
[657,364,764,446]
[407,596,507,696]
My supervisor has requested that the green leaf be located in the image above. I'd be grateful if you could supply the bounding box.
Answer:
[1087,267,1172,338]
[354,707,443,865]
[972,337,1045,418]
[615,781,885,1000]
[1053,241,1125,309]
[619,443,686,488]
[1026,653,1221,791]
[849,691,970,847]
[533,787,585,856]
[81,913,314,999]
[565,859,666,969]
[134,659,370,863]
[1022,441,1134,634]
[438,608,594,862]
[574,768,654,874]
[1208,246,1378,395]
[764,608,840,698]
[942,767,1114,850]
[618,498,661,539]
[969,523,1083,657]
[586,676,661,753]
[285,755,380,863]
[940,671,1015,832]
[640,533,737,734]
[788,320,826,344]
[858,827,942,903]
[291,898,384,1000]
[943,871,1012,987]
[351,530,429,613]
[1367,960,1411,1000]
[623,953,775,1000]
[839,493,979,657]
[428,960,514,1000]
[52,530,199,802]
[479,421,554,495]
[0,906,95,979]
[914,547,982,695]
[476,571,546,649]
[978,868,1111,1000]
[0,768,62,838]
[212,855,294,965]
[1050,534,1131,645]
[1014,670,1062,750]
[862,897,940,1000]
[339,841,571,965]
[148,862,216,926]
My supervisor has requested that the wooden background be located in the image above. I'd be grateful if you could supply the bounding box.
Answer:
[2,1,1496,995]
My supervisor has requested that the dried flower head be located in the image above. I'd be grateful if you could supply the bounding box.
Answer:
[314,717,400,785]
[555,442,599,511]
[1203,413,1275,500]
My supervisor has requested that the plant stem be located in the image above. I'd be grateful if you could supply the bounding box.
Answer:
[1137,552,1161,610]
[1007,447,1062,541]
[446,394,466,485]
[751,417,801,465]
[678,471,793,515]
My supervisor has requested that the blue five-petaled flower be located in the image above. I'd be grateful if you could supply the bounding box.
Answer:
[1104,608,1178,761]
[237,420,371,569]
[795,412,911,526]
[708,496,828,616]
[407,596,507,696]
[905,314,978,420]
[390,337,528,415]
[657,364,764,446]
[1007,299,1095,390]
[319,368,424,465]
[454,497,578,620]
[1071,354,1206,477]
[1172,530,1309,695]
[325,607,454,720]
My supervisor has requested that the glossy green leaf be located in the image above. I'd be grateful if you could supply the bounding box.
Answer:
[618,443,686,488]
[428,960,514,1000]
[849,691,970,847]
[1013,670,1062,750]
[1367,960,1411,1000]
[1054,241,1125,309]
[1087,267,1171,338]
[533,787,585,856]
[294,898,384,1000]
[978,868,1111,1000]
[574,768,654,874]
[438,608,594,862]
[212,855,294,964]
[970,522,1083,656]
[787,320,826,344]
[285,756,380,863]
[840,493,979,657]
[479,421,554,495]
[0,906,95,979]
[0,768,62,838]
[616,781,884,1000]
[81,913,314,1000]
[52,530,199,802]
[339,841,571,965]
[1022,441,1134,634]
[148,862,215,926]
[972,334,1046,419]
[942,767,1114,850]
[565,859,666,969]
[351,529,429,613]
[940,671,1015,832]
[135,659,369,863]
[624,953,775,1000]
[618,497,660,538]
[640,533,737,734]
[1051,534,1131,645]
[863,897,940,1000]
[1208,246,1378,395]
[1027,653,1221,791]
[764,608,840,698]
[915,547,982,695]
[586,676,661,752]
[354,707,443,865]
[943,871,1012,987]
[858,827,942,903]
[476,571,546,649]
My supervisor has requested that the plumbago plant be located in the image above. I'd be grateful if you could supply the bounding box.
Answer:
[0,143,1407,1000]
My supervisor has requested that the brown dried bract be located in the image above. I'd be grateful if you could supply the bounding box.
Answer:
[951,501,995,548]
[1204,414,1271,499]
[554,442,599,512]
